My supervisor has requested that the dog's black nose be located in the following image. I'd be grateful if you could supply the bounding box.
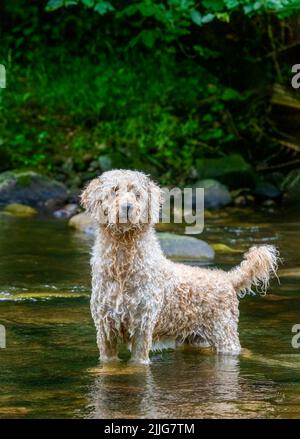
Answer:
[121,203,133,214]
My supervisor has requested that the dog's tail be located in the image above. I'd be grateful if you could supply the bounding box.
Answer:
[228,245,279,297]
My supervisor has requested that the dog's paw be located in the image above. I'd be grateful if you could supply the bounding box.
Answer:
[100,356,120,364]
[129,357,151,365]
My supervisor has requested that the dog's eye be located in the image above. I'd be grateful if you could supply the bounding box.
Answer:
[111,187,118,195]
[135,193,141,200]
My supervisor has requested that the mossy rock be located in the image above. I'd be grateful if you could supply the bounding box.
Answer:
[193,179,232,210]
[0,170,68,208]
[3,203,38,216]
[212,243,242,253]
[195,154,254,189]
[69,212,96,235]
[0,291,89,301]
[255,182,281,200]
[0,170,35,186]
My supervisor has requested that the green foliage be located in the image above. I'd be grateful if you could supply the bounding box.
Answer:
[281,169,300,191]
[43,0,300,49]
[1,1,300,187]
[195,154,254,187]
[46,0,115,14]
[46,0,300,18]
[1,53,252,184]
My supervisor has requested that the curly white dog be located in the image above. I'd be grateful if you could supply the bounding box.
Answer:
[81,169,279,364]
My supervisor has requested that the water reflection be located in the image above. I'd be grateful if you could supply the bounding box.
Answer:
[86,352,279,419]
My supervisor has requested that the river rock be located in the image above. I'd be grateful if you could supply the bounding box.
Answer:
[283,180,300,209]
[255,182,281,200]
[53,203,79,219]
[158,232,214,260]
[68,214,214,260]
[212,243,241,253]
[3,203,38,216]
[98,155,112,172]
[193,179,232,210]
[0,171,68,209]
[68,212,96,235]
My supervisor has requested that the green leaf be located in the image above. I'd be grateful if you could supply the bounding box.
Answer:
[46,0,66,11]
[202,13,215,23]
[190,10,203,26]
[117,4,139,17]
[140,30,157,48]
[129,30,159,48]
[202,0,225,12]
[215,12,230,22]
[82,0,94,7]
[243,4,254,14]
[94,1,114,15]
[222,88,241,101]
[139,2,158,17]
[46,0,77,11]
[224,0,240,9]
[193,45,220,59]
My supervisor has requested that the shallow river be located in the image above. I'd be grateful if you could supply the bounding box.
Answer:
[0,207,300,418]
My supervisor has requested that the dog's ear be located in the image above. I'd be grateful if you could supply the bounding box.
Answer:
[80,178,102,215]
[148,180,164,223]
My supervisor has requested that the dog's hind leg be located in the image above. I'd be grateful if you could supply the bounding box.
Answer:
[214,330,241,355]
[203,305,241,355]
[206,321,241,355]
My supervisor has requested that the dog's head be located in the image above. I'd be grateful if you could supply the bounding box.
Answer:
[81,170,163,232]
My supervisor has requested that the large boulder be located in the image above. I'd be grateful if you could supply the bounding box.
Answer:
[193,179,232,210]
[158,232,214,260]
[0,171,68,209]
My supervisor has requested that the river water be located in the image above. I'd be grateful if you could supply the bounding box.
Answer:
[0,207,300,418]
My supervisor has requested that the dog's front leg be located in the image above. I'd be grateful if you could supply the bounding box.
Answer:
[127,284,162,365]
[96,321,119,363]
[130,327,153,365]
